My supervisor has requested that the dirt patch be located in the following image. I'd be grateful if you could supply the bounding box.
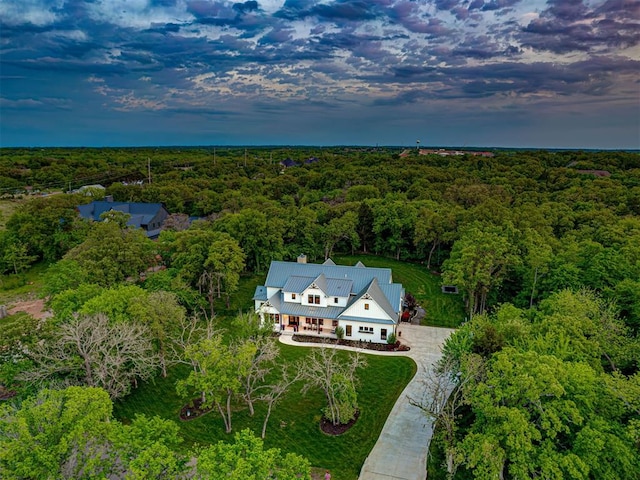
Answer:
[7,298,52,320]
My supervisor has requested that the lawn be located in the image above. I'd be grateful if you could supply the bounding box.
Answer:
[334,254,465,328]
[113,344,416,480]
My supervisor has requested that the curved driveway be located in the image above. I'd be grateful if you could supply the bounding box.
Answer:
[278,324,454,480]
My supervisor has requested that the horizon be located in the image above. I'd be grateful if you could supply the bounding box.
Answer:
[1,0,639,150]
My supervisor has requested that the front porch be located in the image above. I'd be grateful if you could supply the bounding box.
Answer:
[278,314,338,338]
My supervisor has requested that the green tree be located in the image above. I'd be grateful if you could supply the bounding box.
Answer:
[0,386,113,479]
[442,223,517,318]
[64,220,155,286]
[176,336,254,433]
[300,346,366,426]
[322,210,360,259]
[194,429,311,480]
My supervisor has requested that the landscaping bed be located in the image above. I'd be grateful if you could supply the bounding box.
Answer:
[291,334,410,352]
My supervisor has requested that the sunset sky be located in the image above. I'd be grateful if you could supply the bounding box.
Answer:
[1,0,638,149]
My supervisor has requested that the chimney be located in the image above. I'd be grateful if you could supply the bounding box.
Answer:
[297,254,307,264]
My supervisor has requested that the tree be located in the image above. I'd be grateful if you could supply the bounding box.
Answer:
[176,336,254,433]
[0,386,113,479]
[239,335,279,416]
[0,386,186,479]
[258,365,301,439]
[41,259,90,298]
[2,239,37,275]
[371,195,418,260]
[194,429,311,480]
[213,208,284,273]
[322,210,360,259]
[203,235,245,308]
[442,223,517,318]
[64,220,156,287]
[414,202,461,269]
[21,313,159,399]
[300,345,366,426]
[129,290,187,377]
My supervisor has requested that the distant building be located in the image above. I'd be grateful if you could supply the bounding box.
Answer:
[254,256,404,343]
[77,199,169,238]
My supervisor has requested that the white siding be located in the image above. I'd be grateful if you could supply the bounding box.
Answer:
[301,287,328,307]
[338,320,395,343]
[283,292,302,303]
[341,297,392,321]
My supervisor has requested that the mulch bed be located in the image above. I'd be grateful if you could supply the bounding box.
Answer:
[292,334,410,352]
[179,397,214,421]
[320,410,360,435]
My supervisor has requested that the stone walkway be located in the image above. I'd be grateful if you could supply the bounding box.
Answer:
[278,324,454,480]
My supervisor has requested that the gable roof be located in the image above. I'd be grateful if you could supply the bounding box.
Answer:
[339,277,397,321]
[78,201,165,225]
[265,261,393,294]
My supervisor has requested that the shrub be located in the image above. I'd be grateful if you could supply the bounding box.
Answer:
[334,326,344,340]
[386,333,397,345]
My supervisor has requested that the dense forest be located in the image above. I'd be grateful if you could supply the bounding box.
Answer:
[1,147,639,479]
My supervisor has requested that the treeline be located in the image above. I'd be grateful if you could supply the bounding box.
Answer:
[2,147,639,323]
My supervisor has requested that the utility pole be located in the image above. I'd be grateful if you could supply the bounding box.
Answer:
[147,158,152,184]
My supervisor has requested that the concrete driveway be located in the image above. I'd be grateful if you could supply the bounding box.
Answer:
[279,324,454,480]
[358,324,453,480]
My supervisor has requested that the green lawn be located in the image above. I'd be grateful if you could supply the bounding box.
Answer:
[0,262,48,304]
[113,344,416,480]
[334,255,465,328]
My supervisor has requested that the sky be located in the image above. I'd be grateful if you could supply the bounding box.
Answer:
[1,0,639,149]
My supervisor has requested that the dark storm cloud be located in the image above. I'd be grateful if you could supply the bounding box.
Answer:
[521,0,640,53]
[1,0,638,148]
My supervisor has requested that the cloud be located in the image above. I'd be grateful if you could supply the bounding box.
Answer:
[0,0,637,148]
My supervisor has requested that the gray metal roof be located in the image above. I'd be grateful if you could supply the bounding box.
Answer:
[282,276,314,294]
[261,261,403,323]
[265,261,393,292]
[253,286,268,301]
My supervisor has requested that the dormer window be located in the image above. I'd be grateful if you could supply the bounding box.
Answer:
[292,293,296,300]
[334,297,338,304]
[364,303,369,310]
[308,294,320,304]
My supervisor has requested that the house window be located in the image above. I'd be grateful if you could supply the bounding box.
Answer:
[314,295,320,304]
[381,329,387,340]
[269,314,280,324]
[319,318,324,325]
[292,293,296,300]
[308,294,313,303]
[334,297,338,304]
[346,325,352,337]
[332,320,338,327]
[358,326,374,334]
[364,303,369,310]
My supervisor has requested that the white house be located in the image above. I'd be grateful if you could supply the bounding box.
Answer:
[254,256,405,343]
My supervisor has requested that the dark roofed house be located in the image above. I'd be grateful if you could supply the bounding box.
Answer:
[254,257,404,343]
[280,158,297,168]
[77,200,169,238]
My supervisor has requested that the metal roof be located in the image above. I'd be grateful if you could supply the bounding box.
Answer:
[265,261,393,292]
